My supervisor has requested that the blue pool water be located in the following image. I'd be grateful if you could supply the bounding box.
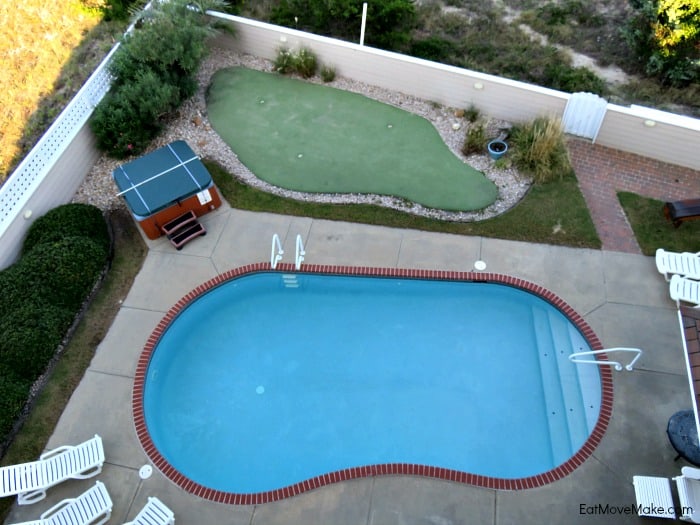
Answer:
[144,272,601,493]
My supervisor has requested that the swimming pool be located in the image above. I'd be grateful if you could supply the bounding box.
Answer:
[134,264,613,504]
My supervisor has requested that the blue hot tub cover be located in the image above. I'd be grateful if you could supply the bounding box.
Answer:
[112,141,213,218]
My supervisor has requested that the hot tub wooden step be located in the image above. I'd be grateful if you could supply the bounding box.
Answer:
[161,210,198,236]
[168,221,206,250]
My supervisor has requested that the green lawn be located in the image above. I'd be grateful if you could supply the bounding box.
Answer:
[618,192,700,255]
[206,67,498,212]
[208,160,601,249]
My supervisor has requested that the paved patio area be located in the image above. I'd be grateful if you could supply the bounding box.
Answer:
[5,200,692,524]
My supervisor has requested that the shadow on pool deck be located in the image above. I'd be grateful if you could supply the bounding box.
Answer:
[4,202,690,525]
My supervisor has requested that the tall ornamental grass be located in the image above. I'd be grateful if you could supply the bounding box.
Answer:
[511,117,574,184]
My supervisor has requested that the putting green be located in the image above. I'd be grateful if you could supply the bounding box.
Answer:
[206,67,498,211]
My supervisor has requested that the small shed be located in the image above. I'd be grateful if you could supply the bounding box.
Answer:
[112,141,222,240]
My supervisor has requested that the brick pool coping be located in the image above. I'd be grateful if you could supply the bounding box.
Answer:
[133,263,614,504]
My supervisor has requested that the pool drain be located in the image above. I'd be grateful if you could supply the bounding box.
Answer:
[256,385,265,394]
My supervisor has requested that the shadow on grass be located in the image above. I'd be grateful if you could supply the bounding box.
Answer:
[618,192,700,256]
[207,159,601,249]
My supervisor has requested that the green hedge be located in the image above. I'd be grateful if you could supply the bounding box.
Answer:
[0,204,110,447]
[23,203,109,255]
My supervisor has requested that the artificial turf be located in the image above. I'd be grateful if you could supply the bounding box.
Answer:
[206,67,498,212]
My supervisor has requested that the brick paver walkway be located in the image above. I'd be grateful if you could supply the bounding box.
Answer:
[568,138,700,253]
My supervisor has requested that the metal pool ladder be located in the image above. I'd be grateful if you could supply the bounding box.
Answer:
[568,347,643,371]
[270,233,283,269]
[271,233,306,270]
[295,234,305,270]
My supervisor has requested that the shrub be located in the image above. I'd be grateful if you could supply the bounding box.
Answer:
[409,37,459,62]
[464,104,481,123]
[0,303,73,380]
[0,367,31,443]
[91,0,229,157]
[274,47,296,74]
[0,204,111,447]
[461,120,487,156]
[17,237,109,312]
[91,69,181,157]
[294,47,318,78]
[543,64,606,94]
[275,47,319,78]
[624,0,700,87]
[510,117,574,183]
[23,203,109,255]
[0,265,40,319]
[320,65,336,82]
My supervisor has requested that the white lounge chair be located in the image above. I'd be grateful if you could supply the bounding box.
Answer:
[675,466,700,522]
[9,480,112,525]
[670,274,700,307]
[123,497,175,525]
[632,475,676,519]
[0,435,105,505]
[656,249,700,281]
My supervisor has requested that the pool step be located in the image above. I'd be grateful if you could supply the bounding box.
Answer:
[532,307,571,466]
[282,274,300,288]
[532,307,601,466]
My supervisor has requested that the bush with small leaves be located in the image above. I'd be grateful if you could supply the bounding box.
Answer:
[17,237,108,312]
[0,303,74,380]
[23,203,109,255]
[0,204,111,446]
[91,69,181,157]
[91,0,230,157]
[0,366,31,444]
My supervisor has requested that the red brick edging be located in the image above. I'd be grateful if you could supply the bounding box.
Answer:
[132,263,613,504]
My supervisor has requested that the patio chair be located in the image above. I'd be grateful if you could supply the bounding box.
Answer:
[655,249,700,281]
[632,475,676,519]
[674,466,700,522]
[123,496,175,525]
[1,435,105,505]
[670,274,700,308]
[8,480,112,525]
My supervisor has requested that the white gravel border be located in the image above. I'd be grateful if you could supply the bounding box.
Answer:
[74,49,531,222]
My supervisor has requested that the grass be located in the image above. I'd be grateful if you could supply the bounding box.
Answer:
[0,2,126,184]
[618,192,700,256]
[207,159,601,249]
[0,209,146,523]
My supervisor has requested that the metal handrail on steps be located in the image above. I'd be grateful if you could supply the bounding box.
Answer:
[568,347,643,371]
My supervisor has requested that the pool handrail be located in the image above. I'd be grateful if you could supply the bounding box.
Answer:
[568,347,643,371]
[270,233,283,269]
[295,234,305,270]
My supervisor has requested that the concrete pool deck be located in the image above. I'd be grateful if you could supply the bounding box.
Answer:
[5,201,691,524]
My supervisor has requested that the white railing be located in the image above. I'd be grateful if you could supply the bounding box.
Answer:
[0,42,117,236]
[295,234,305,270]
[270,233,284,269]
[568,347,643,371]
